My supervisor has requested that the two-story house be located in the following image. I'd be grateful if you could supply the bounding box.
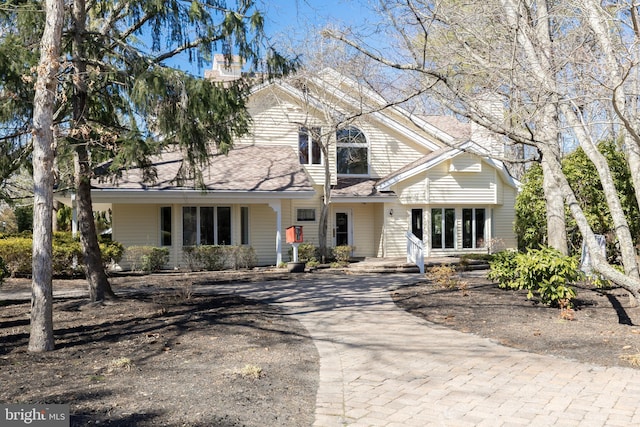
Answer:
[67,62,518,270]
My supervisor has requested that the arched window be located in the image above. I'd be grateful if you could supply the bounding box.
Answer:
[336,126,368,175]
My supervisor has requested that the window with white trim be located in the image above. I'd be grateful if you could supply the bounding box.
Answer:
[296,208,316,222]
[431,208,456,249]
[298,127,322,165]
[462,208,486,249]
[160,206,172,246]
[182,206,232,246]
[336,126,368,175]
[241,206,249,245]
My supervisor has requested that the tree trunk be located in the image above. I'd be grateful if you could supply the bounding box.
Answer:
[560,104,640,282]
[29,0,64,352]
[538,104,568,255]
[72,0,115,302]
[74,145,116,301]
[540,154,568,254]
[539,144,640,303]
[317,138,332,263]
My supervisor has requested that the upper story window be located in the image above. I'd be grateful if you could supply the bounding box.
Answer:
[299,127,322,165]
[336,126,368,175]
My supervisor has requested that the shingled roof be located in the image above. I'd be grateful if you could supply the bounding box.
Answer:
[331,178,395,199]
[92,145,314,194]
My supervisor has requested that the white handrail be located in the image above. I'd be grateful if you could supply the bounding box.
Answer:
[406,231,425,274]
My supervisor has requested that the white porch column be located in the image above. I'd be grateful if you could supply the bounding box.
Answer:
[71,193,78,238]
[269,200,282,265]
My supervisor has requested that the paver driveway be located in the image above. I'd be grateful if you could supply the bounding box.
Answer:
[211,273,640,427]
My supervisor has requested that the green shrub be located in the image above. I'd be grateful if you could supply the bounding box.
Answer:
[142,247,169,272]
[183,245,257,271]
[487,250,519,287]
[332,245,354,267]
[52,241,81,276]
[287,242,319,264]
[100,240,124,267]
[0,232,124,276]
[183,246,200,271]
[0,237,32,276]
[196,245,228,271]
[489,247,579,306]
[125,246,169,272]
[0,257,8,285]
[297,243,319,263]
[229,246,257,269]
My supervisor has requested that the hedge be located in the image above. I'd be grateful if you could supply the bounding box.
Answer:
[0,232,124,277]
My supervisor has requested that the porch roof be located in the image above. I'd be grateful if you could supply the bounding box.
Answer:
[331,178,396,201]
[92,144,315,195]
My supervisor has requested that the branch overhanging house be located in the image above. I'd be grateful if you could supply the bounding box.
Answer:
[56,58,519,271]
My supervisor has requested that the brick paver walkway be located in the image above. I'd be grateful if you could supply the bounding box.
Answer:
[211,273,640,426]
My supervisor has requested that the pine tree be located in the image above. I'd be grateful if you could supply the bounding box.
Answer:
[1,0,294,305]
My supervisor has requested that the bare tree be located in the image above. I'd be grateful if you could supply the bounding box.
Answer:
[262,36,383,259]
[327,0,640,301]
[29,0,64,352]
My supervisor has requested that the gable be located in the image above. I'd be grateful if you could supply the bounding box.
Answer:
[377,142,517,192]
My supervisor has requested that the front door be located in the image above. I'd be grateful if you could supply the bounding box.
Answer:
[335,211,350,246]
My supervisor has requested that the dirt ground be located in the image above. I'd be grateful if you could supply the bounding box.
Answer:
[393,269,640,369]
[0,272,318,426]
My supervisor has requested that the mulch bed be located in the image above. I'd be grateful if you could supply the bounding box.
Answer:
[0,273,318,426]
[392,270,640,369]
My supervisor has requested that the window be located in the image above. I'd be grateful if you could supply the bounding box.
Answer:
[182,206,232,246]
[241,207,249,245]
[299,127,321,165]
[160,207,172,246]
[336,126,368,175]
[431,208,455,249]
[463,208,486,249]
[296,208,316,222]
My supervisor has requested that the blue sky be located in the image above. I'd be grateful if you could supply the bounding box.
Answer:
[260,0,374,38]
[175,0,379,77]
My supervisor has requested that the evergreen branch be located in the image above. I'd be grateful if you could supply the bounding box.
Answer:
[152,37,223,63]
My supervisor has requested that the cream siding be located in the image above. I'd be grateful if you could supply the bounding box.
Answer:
[362,122,429,178]
[449,153,482,172]
[492,186,518,251]
[396,172,428,204]
[379,201,408,257]
[244,89,436,185]
[373,205,385,257]
[290,189,323,247]
[247,204,278,265]
[344,204,376,257]
[427,161,497,204]
[112,204,162,269]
